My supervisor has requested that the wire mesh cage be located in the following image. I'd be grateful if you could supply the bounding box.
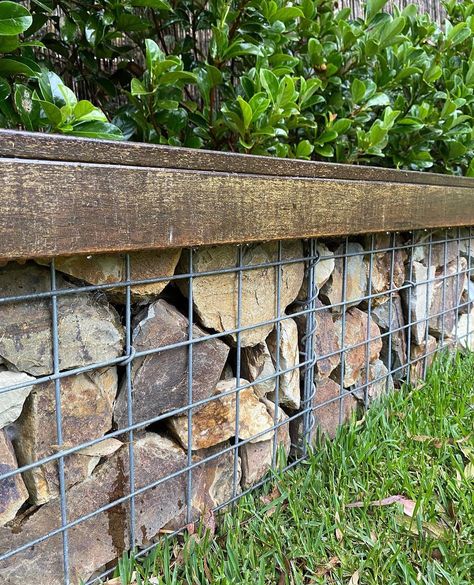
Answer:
[0,227,473,584]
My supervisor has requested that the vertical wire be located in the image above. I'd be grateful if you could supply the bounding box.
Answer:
[50,259,70,585]
[386,233,396,393]
[423,232,433,378]
[301,239,318,457]
[405,232,415,386]
[186,248,194,523]
[364,235,375,409]
[454,229,461,346]
[271,241,282,469]
[124,254,136,548]
[440,231,448,348]
[339,237,349,425]
[232,244,243,497]
[467,228,473,347]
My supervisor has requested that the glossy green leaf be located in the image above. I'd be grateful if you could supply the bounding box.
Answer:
[0,1,32,36]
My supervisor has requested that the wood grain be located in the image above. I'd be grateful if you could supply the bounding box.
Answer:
[0,156,473,261]
[1,129,473,188]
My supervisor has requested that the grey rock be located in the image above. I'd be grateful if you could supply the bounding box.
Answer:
[0,429,28,526]
[0,264,124,376]
[371,294,407,381]
[0,371,35,429]
[241,342,276,398]
[13,368,117,505]
[429,258,467,338]
[402,261,436,345]
[114,299,229,429]
[321,243,367,312]
[0,433,187,585]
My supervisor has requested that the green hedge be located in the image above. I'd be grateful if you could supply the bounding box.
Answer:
[0,0,473,175]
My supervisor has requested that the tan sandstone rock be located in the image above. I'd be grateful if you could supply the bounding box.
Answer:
[367,234,406,303]
[371,294,407,381]
[177,241,304,347]
[114,299,229,430]
[458,310,474,350]
[240,399,290,489]
[241,342,276,398]
[0,429,28,526]
[168,378,274,450]
[333,308,382,387]
[353,359,394,404]
[267,318,300,409]
[410,335,438,383]
[0,433,187,585]
[37,249,181,302]
[0,264,124,376]
[13,367,117,505]
[0,371,35,429]
[320,242,367,312]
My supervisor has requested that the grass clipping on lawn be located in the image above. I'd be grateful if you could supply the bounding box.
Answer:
[106,352,474,585]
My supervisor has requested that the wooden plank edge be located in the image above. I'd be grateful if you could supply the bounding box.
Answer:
[1,129,473,189]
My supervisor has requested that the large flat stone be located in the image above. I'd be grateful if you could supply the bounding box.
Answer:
[0,429,28,526]
[0,371,35,429]
[267,318,300,409]
[114,300,229,429]
[37,249,182,303]
[320,243,367,312]
[0,264,124,376]
[13,368,117,505]
[333,308,382,387]
[177,241,304,347]
[168,378,274,450]
[0,433,188,585]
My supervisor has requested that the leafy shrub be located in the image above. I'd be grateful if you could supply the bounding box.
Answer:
[0,0,473,175]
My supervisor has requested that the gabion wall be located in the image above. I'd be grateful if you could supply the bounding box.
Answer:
[0,228,473,585]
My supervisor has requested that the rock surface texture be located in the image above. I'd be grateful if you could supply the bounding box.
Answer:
[177,241,304,346]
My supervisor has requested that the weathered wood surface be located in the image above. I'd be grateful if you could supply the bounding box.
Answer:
[1,129,472,188]
[0,130,473,261]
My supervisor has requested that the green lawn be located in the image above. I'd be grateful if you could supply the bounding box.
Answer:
[108,352,474,585]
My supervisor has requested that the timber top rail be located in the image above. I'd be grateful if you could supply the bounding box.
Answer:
[1,129,473,261]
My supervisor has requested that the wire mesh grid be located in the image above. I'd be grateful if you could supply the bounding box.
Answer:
[0,227,473,584]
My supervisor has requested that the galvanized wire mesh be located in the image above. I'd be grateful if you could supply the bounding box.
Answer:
[0,227,472,585]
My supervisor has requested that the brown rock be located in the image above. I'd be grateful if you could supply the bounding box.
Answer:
[321,242,367,312]
[0,429,28,526]
[114,300,229,430]
[353,359,394,404]
[14,368,117,505]
[410,336,438,383]
[402,261,436,345]
[413,231,459,268]
[371,295,407,381]
[313,299,341,378]
[0,371,35,429]
[168,378,274,450]
[429,258,467,338]
[240,399,290,489]
[37,249,181,302]
[367,234,406,303]
[290,378,357,445]
[267,318,300,409]
[177,241,304,347]
[165,443,240,530]
[0,264,124,376]
[0,433,187,585]
[241,342,276,398]
[333,308,382,387]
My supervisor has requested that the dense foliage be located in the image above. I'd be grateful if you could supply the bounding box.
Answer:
[0,0,473,175]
